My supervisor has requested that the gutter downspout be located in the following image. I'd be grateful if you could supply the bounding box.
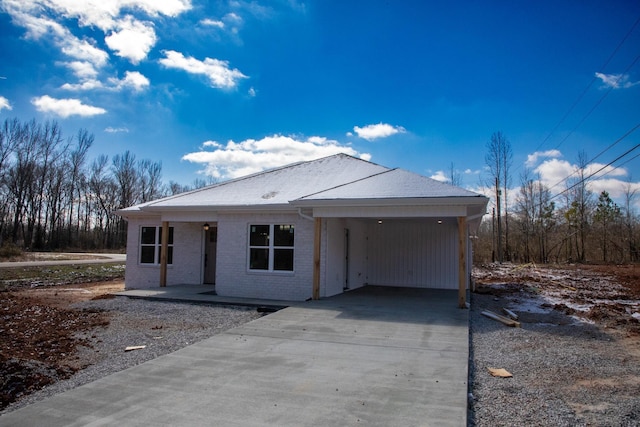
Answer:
[297,208,314,221]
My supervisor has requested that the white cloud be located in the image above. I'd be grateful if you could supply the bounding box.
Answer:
[430,171,448,182]
[525,149,562,167]
[202,140,222,148]
[3,0,191,85]
[352,123,406,141]
[62,61,99,79]
[533,157,634,204]
[182,134,371,179]
[584,161,627,179]
[534,158,575,189]
[61,36,109,66]
[595,72,640,89]
[105,15,157,64]
[61,79,105,91]
[201,18,225,28]
[248,87,256,97]
[589,178,640,199]
[62,71,149,92]
[105,126,129,133]
[0,96,12,111]
[110,71,150,91]
[31,95,107,118]
[5,0,192,32]
[159,50,248,89]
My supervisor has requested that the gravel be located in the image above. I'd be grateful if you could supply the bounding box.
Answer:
[468,291,640,427]
[1,297,263,415]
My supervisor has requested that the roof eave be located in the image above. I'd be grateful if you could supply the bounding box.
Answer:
[291,196,489,208]
[139,203,296,213]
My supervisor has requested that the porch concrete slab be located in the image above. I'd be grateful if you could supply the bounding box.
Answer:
[0,286,469,427]
[115,284,298,309]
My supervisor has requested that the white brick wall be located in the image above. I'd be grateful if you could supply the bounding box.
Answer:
[216,212,315,301]
[124,214,466,297]
[125,218,203,289]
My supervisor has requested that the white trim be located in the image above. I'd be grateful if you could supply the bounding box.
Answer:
[247,224,295,273]
[139,225,174,265]
[312,205,468,218]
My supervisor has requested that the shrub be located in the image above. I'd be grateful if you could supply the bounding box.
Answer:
[0,243,23,259]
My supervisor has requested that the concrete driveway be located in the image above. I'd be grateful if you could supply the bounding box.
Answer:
[0,286,469,426]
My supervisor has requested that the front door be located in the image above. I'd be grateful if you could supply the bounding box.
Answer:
[204,226,217,284]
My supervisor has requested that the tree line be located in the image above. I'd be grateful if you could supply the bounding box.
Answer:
[0,118,210,252]
[474,131,639,264]
[1,118,637,263]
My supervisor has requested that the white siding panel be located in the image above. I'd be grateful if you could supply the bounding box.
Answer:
[345,219,368,290]
[366,219,458,289]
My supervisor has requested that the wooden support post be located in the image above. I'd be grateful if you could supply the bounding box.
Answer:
[312,217,321,300]
[160,221,169,287]
[458,216,467,308]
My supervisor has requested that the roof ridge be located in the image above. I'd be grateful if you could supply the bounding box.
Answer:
[296,166,394,200]
[143,153,374,208]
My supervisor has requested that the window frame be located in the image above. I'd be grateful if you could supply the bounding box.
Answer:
[139,226,174,265]
[248,224,295,273]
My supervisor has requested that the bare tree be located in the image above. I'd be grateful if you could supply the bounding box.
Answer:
[138,159,163,203]
[622,180,638,261]
[564,151,592,262]
[485,131,512,263]
[448,162,462,187]
[112,151,139,246]
[27,120,64,249]
[89,155,119,248]
[66,129,93,245]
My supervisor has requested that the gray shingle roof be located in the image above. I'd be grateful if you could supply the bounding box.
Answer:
[296,168,481,201]
[120,153,486,214]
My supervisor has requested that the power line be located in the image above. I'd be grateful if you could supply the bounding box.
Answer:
[547,122,640,194]
[530,14,640,156]
[551,53,640,152]
[550,131,640,202]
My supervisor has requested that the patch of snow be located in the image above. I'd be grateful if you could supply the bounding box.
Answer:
[508,297,552,314]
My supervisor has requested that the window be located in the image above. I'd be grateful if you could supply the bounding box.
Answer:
[140,226,173,265]
[249,224,294,271]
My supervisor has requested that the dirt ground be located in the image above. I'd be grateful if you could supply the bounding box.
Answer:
[1,280,124,409]
[471,263,640,425]
[473,263,640,339]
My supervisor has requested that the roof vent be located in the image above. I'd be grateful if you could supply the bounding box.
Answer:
[262,191,278,199]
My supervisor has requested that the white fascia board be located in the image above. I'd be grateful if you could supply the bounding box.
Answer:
[313,205,468,218]
[141,203,294,213]
[114,209,161,220]
[139,204,298,222]
[160,211,220,223]
[291,196,488,208]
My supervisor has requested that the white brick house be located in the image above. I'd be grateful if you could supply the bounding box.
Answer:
[116,154,488,305]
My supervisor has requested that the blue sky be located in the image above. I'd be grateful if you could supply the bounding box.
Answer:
[1,0,639,207]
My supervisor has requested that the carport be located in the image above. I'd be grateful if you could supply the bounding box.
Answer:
[295,174,487,307]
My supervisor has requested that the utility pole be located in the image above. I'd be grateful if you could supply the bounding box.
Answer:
[496,177,502,263]
[492,207,496,262]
